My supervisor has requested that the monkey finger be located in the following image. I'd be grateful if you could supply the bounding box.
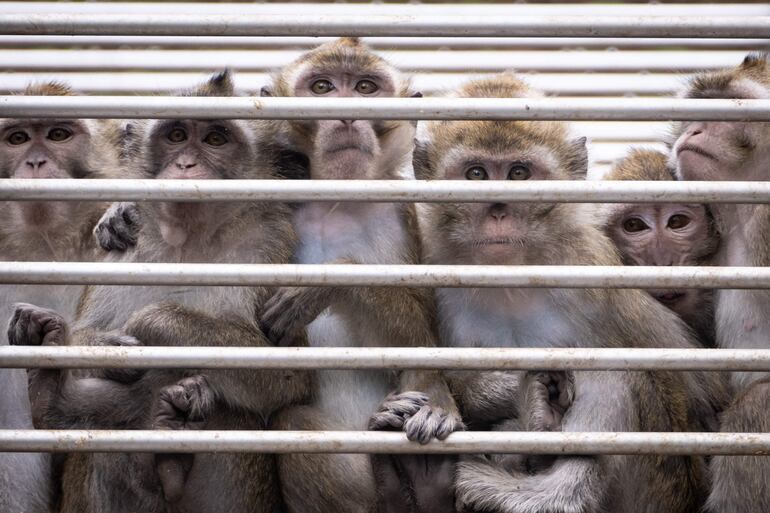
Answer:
[368,410,407,431]
[404,405,446,444]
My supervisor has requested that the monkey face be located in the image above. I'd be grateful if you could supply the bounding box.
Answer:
[607,202,717,316]
[428,145,573,265]
[147,120,253,181]
[672,120,767,182]
[0,119,94,227]
[0,120,92,180]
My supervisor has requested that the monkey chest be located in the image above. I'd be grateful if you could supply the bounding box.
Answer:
[293,202,408,264]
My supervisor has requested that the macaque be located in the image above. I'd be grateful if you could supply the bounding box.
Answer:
[415,74,727,513]
[670,52,770,513]
[8,72,310,513]
[601,148,719,346]
[256,37,461,513]
[0,82,121,513]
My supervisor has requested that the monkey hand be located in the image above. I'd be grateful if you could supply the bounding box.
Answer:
[154,375,213,503]
[259,286,332,346]
[522,370,575,432]
[93,202,141,252]
[98,332,146,384]
[7,303,69,347]
[153,375,214,431]
[369,391,463,444]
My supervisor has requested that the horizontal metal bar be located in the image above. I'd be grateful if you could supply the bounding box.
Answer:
[3,346,770,371]
[0,49,749,73]
[1,14,769,38]
[0,72,685,97]
[0,35,766,50]
[3,96,769,121]
[5,3,770,17]
[1,430,768,455]
[0,179,768,204]
[1,262,768,289]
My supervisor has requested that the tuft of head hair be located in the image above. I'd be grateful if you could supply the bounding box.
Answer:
[184,70,235,97]
[418,74,585,179]
[23,81,74,97]
[686,52,770,99]
[606,149,675,182]
[271,37,409,97]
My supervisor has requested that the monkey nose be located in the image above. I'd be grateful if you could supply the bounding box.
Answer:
[176,161,197,170]
[26,158,47,170]
[340,120,356,127]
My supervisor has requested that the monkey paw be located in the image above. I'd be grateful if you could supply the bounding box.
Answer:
[153,375,214,431]
[369,391,428,431]
[522,370,575,432]
[260,286,330,346]
[99,333,145,384]
[93,202,141,252]
[404,405,464,445]
[7,303,69,347]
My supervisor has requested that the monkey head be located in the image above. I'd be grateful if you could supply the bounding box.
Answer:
[602,149,718,320]
[133,71,262,182]
[0,82,120,229]
[263,37,417,180]
[416,75,587,265]
[671,52,770,182]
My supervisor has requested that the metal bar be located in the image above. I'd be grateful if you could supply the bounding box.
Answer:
[0,35,766,50]
[0,49,749,73]
[3,346,770,371]
[4,3,769,17]
[2,96,769,121]
[0,179,769,204]
[1,14,769,38]
[1,430,769,455]
[0,262,769,289]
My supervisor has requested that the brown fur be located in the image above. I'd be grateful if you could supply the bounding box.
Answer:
[599,149,719,347]
[8,73,309,513]
[259,39,460,513]
[418,74,728,513]
[671,53,770,513]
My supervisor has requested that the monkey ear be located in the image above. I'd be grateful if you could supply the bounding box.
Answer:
[413,140,434,180]
[565,136,588,179]
[260,86,273,98]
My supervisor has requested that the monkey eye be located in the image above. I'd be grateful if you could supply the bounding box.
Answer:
[203,131,228,147]
[508,164,531,180]
[167,127,188,143]
[6,131,30,145]
[667,214,691,230]
[47,127,72,142]
[622,217,649,233]
[355,80,379,95]
[465,166,488,180]
[311,79,335,95]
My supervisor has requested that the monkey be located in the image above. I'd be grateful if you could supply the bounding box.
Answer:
[254,37,462,513]
[600,148,720,347]
[413,74,728,513]
[7,71,310,513]
[670,52,770,513]
[0,81,123,513]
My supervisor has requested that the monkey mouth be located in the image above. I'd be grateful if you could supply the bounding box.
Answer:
[326,144,372,156]
[653,291,686,305]
[677,144,716,161]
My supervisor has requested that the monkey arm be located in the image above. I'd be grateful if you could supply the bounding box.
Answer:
[122,302,311,414]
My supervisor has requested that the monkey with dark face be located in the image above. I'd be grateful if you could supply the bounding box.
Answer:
[0,82,122,513]
[600,148,719,346]
[8,72,310,513]
[671,52,770,513]
[415,74,727,513]
[255,38,462,513]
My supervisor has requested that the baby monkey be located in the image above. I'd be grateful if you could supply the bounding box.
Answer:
[601,149,719,346]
